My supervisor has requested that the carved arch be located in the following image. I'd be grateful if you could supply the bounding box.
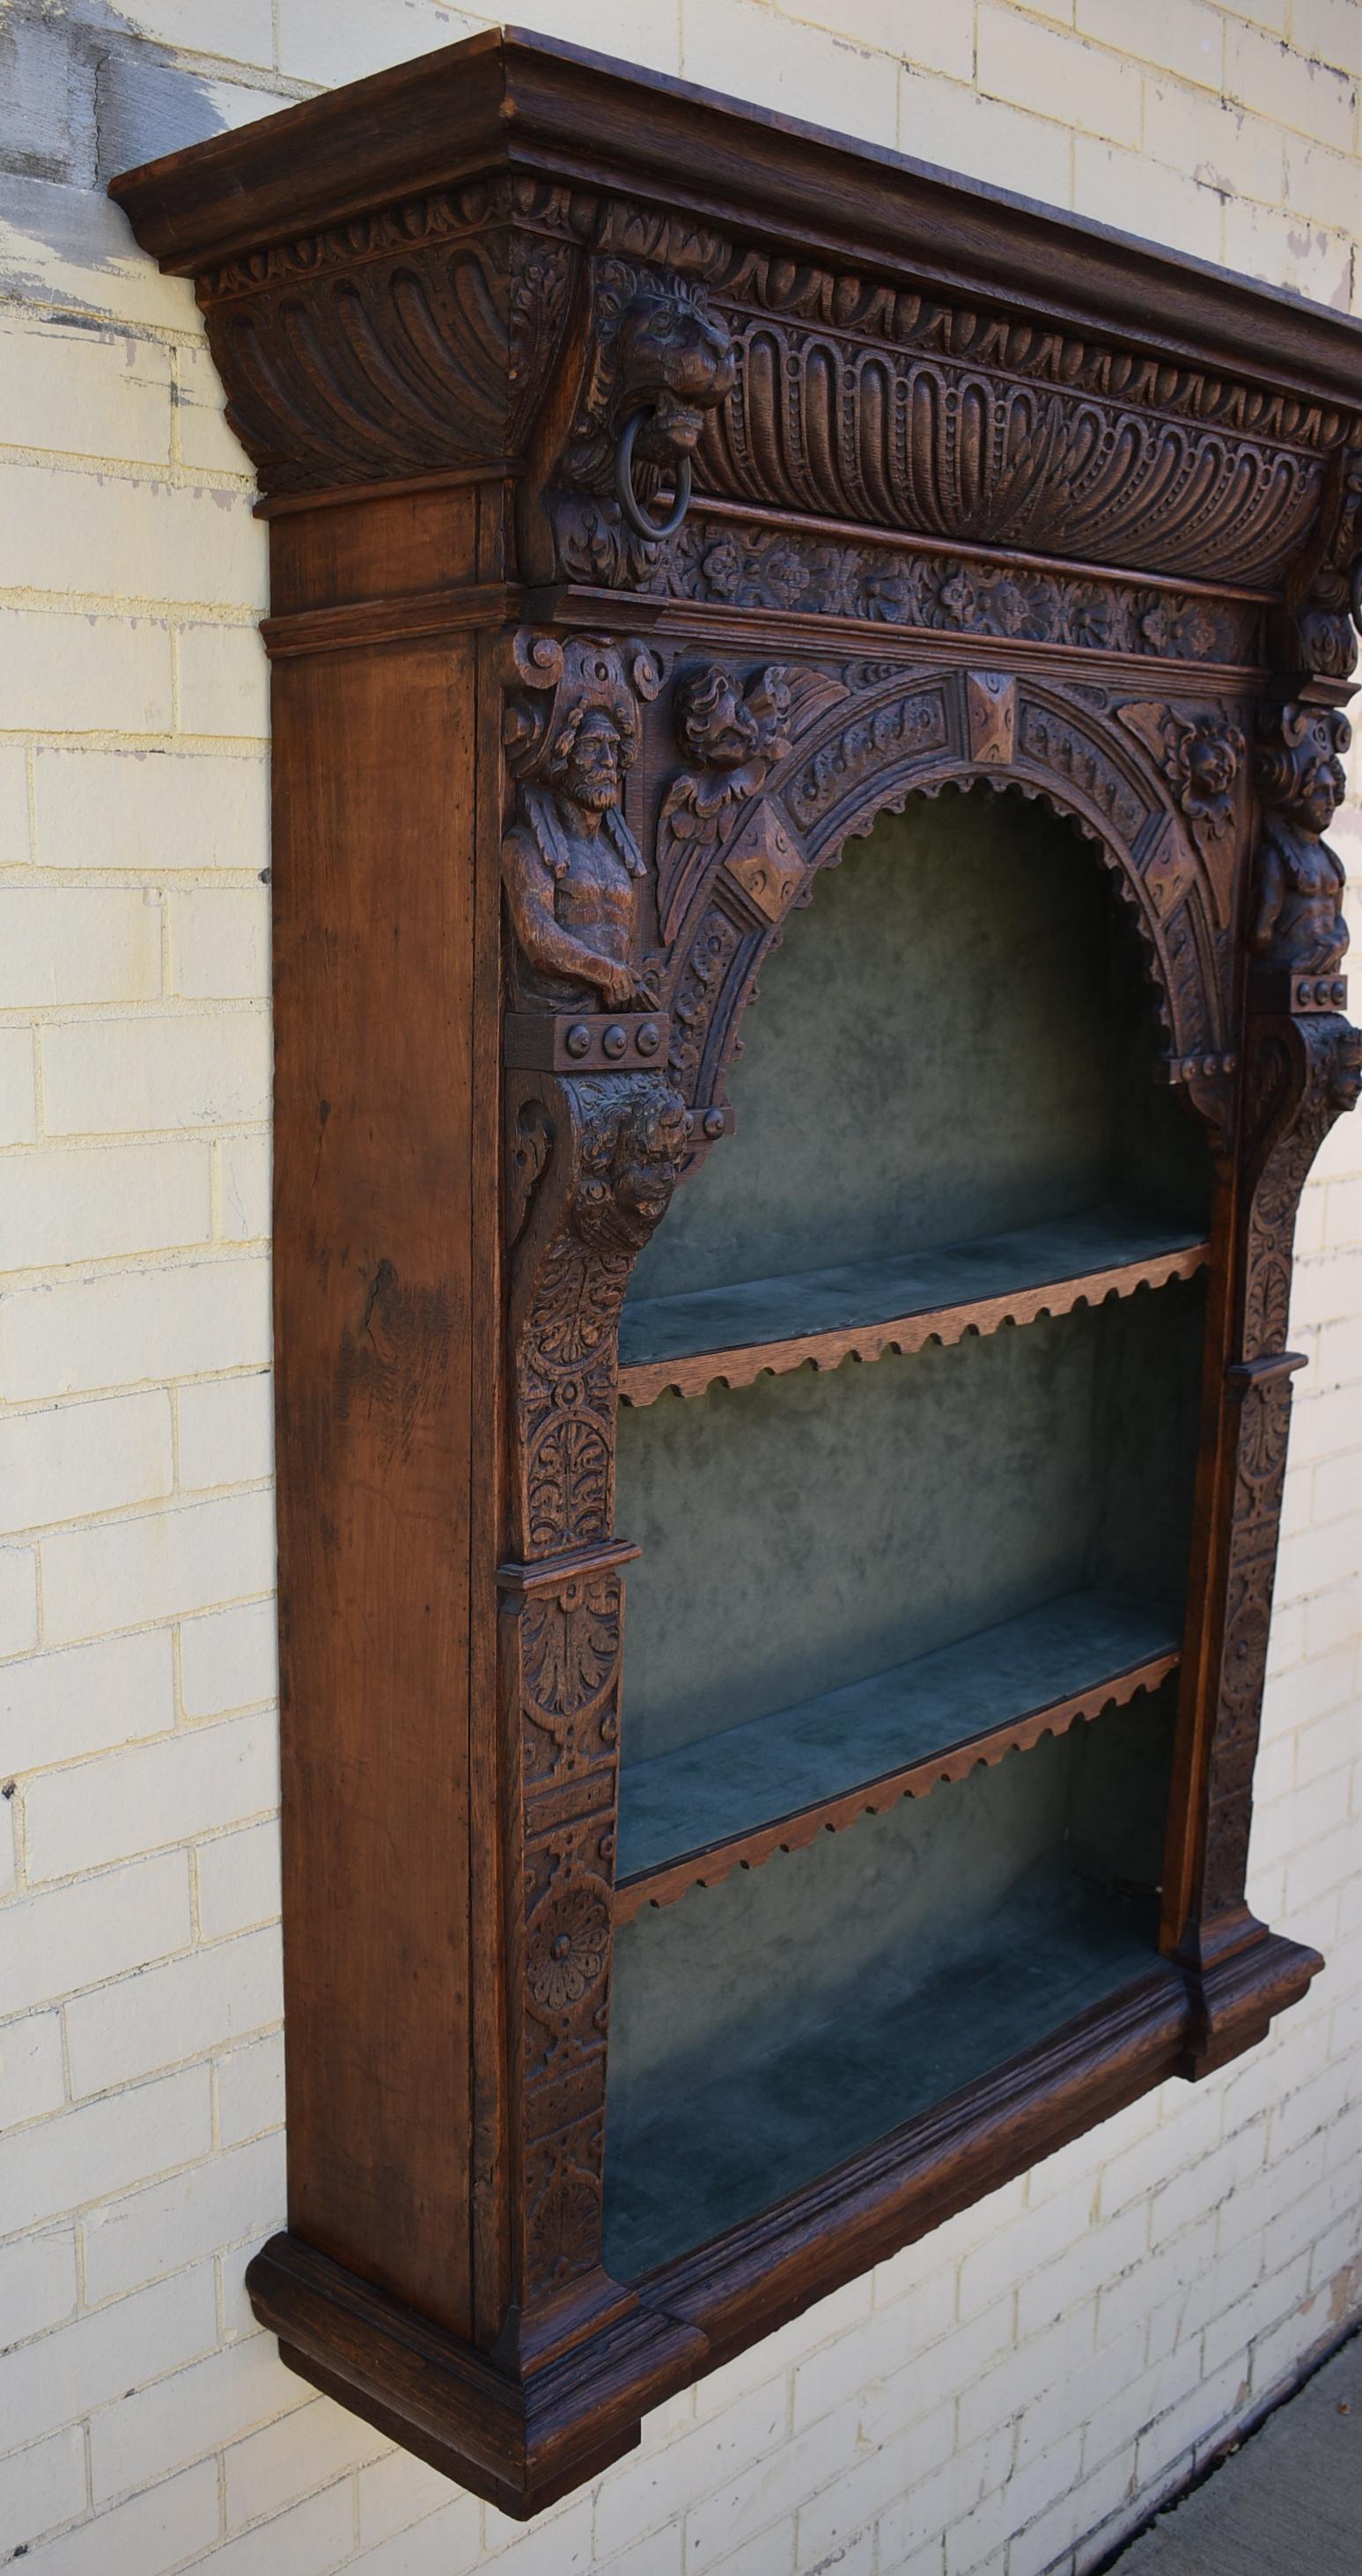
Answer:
[658,666,1239,1156]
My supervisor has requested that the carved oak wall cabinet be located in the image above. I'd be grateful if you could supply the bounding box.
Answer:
[111,33,1362,2516]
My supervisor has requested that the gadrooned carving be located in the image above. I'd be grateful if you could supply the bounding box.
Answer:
[502,631,663,1011]
[201,177,579,494]
[1252,703,1351,973]
[697,310,1326,587]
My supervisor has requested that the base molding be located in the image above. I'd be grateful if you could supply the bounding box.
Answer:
[1176,1915,1322,2077]
[249,1927,1317,2516]
[247,2234,707,2518]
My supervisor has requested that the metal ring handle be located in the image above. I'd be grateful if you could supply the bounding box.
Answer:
[1351,551,1362,637]
[615,406,692,543]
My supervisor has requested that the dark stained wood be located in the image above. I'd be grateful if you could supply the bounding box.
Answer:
[270,613,482,2336]
[114,28,1361,2517]
[619,1214,1210,1406]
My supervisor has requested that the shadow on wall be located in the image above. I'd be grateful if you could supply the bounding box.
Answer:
[0,0,298,288]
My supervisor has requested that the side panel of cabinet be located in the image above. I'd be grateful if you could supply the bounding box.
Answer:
[270,629,486,2337]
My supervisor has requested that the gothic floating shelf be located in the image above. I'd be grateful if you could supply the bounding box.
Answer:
[112,30,1362,2520]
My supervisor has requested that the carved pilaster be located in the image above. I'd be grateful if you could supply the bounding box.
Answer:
[500,1068,685,2338]
[1181,703,1360,2062]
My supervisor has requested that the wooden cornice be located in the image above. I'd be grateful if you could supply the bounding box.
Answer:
[112,28,1362,416]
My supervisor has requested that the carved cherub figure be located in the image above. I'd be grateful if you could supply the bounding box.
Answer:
[1252,703,1351,974]
[502,636,662,1009]
[656,663,793,940]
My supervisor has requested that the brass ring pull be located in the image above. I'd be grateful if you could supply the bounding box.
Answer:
[615,407,692,543]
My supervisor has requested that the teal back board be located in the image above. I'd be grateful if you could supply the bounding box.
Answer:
[629,788,1209,1303]
[605,791,1210,2278]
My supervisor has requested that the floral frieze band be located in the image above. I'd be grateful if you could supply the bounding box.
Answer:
[647,517,1262,667]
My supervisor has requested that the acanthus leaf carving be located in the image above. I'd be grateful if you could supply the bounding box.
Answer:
[507,1070,688,1563]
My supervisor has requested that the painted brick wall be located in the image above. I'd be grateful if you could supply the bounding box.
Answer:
[0,4,1358,2573]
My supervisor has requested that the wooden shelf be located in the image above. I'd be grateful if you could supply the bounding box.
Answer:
[605,1864,1161,2282]
[615,1588,1180,1921]
[617,1208,1209,1406]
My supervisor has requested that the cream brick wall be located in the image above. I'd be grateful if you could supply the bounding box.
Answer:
[0,4,1358,2573]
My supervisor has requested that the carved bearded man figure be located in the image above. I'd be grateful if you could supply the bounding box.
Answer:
[503,635,662,1010]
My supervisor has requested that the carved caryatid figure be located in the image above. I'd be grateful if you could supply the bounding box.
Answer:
[502,632,663,1009]
[1252,703,1351,973]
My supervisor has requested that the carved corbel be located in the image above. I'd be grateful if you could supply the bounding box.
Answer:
[519,258,735,585]
[1273,441,1362,682]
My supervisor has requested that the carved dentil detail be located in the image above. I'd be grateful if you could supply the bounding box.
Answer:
[1251,703,1351,974]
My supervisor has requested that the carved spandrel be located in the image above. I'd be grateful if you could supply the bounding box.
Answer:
[1116,703,1245,926]
[656,664,794,943]
[649,670,1238,1128]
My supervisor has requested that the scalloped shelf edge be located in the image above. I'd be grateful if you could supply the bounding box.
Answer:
[619,1241,1211,1409]
[613,1645,1180,1923]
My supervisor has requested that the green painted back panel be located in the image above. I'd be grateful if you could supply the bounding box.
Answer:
[604,1690,1176,2278]
[630,789,1208,1304]
[616,1277,1204,1762]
